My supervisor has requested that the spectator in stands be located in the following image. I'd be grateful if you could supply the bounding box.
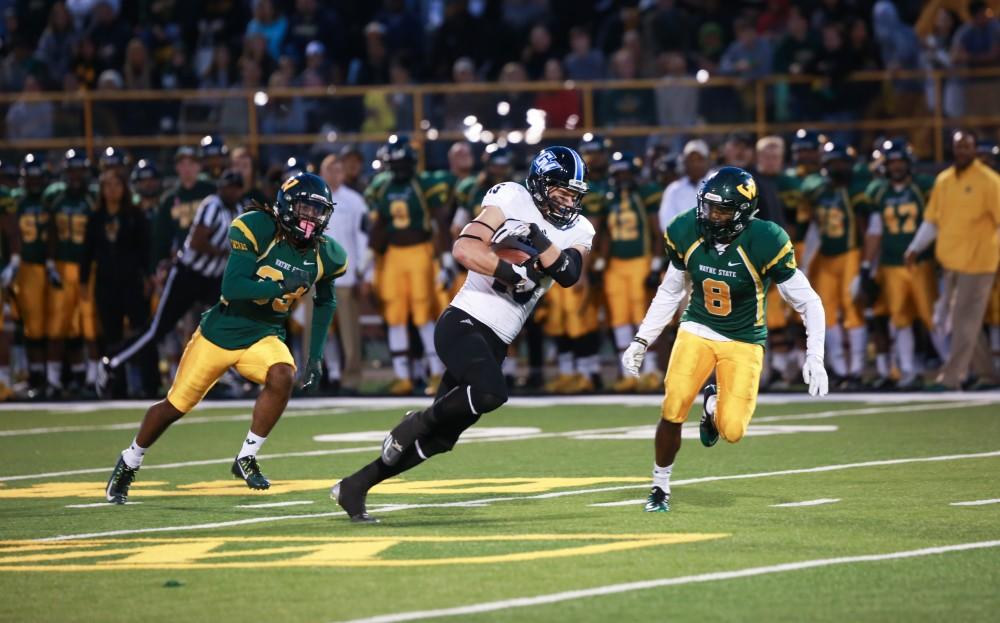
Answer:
[534,59,581,129]
[442,56,488,130]
[522,24,555,80]
[200,43,236,89]
[260,71,307,166]
[806,23,856,140]
[622,29,656,78]
[246,0,287,62]
[242,31,275,82]
[905,130,1000,389]
[122,38,152,90]
[922,7,961,117]
[87,0,130,72]
[0,35,36,91]
[339,145,368,194]
[757,0,791,37]
[643,0,694,55]
[428,0,488,81]
[494,62,534,129]
[596,2,641,57]
[347,22,390,85]
[34,1,77,82]
[387,57,415,131]
[374,0,423,63]
[720,17,773,80]
[654,51,698,139]
[659,139,711,229]
[5,73,53,139]
[284,0,343,66]
[951,1,1000,117]
[230,146,266,206]
[564,26,604,81]
[596,49,654,130]
[70,36,98,89]
[692,21,725,74]
[320,153,369,395]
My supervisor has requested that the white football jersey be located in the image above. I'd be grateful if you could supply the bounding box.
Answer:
[450,182,595,343]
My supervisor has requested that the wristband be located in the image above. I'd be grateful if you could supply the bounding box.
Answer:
[632,337,649,347]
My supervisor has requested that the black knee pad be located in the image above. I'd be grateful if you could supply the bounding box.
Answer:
[469,387,507,414]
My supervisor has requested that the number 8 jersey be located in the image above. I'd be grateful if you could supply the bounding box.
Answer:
[199,210,348,349]
[665,208,796,346]
[450,182,595,344]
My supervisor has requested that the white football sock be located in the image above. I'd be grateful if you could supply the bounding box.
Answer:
[896,325,916,377]
[826,325,847,377]
[652,462,673,494]
[642,350,659,374]
[848,326,867,376]
[86,359,99,384]
[502,357,517,377]
[387,325,409,380]
[875,353,890,378]
[324,338,341,381]
[705,392,718,416]
[46,361,62,388]
[613,326,633,375]
[238,431,267,459]
[771,350,788,378]
[121,438,147,469]
[418,322,444,376]
[558,351,574,375]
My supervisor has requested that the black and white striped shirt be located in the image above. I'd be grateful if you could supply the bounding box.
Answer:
[178,194,242,278]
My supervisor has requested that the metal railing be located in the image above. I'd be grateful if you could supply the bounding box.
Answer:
[1,67,998,167]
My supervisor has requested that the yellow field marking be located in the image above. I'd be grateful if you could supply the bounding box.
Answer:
[0,533,728,571]
[0,477,648,500]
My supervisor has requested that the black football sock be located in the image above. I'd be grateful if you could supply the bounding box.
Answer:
[391,385,473,444]
[348,446,425,491]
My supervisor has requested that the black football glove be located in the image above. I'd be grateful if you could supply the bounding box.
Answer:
[280,267,312,294]
[298,357,323,391]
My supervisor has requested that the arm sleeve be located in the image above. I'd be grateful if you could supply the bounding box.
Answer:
[867,212,883,235]
[219,226,283,302]
[777,269,825,360]
[309,276,337,361]
[907,221,938,255]
[635,264,689,344]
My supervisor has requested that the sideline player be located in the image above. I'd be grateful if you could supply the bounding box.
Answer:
[332,146,595,522]
[622,167,829,512]
[104,172,346,503]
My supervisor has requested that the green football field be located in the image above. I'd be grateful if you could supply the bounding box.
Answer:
[1,394,999,622]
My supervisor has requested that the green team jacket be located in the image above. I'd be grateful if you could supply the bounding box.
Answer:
[665,209,797,346]
[199,210,348,360]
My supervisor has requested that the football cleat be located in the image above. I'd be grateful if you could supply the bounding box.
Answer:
[105,454,138,504]
[644,486,670,512]
[612,376,638,393]
[231,455,270,490]
[381,410,419,466]
[700,384,719,447]
[331,479,379,523]
[387,378,414,396]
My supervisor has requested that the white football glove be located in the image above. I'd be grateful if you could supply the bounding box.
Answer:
[510,262,542,293]
[437,252,456,288]
[802,354,829,397]
[621,339,647,377]
[492,220,531,245]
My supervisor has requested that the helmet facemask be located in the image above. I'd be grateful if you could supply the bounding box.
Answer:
[535,178,587,229]
[696,191,754,247]
[280,194,334,247]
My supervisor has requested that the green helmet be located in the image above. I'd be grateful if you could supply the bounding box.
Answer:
[696,166,759,246]
[274,172,335,246]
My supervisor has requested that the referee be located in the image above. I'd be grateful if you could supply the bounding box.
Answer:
[98,170,245,394]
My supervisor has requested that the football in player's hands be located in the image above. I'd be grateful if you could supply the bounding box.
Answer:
[491,219,540,266]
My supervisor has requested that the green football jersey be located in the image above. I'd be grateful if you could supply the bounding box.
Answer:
[453,175,478,215]
[865,174,934,266]
[582,176,610,221]
[16,191,50,264]
[776,168,809,242]
[604,186,657,258]
[802,173,870,256]
[665,209,797,346]
[154,180,216,262]
[48,188,94,263]
[199,211,348,351]
[365,172,448,241]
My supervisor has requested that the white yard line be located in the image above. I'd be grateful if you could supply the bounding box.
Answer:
[65,502,142,508]
[234,500,314,509]
[0,408,347,438]
[332,540,1000,623]
[950,499,1000,507]
[33,449,1000,542]
[771,498,840,508]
